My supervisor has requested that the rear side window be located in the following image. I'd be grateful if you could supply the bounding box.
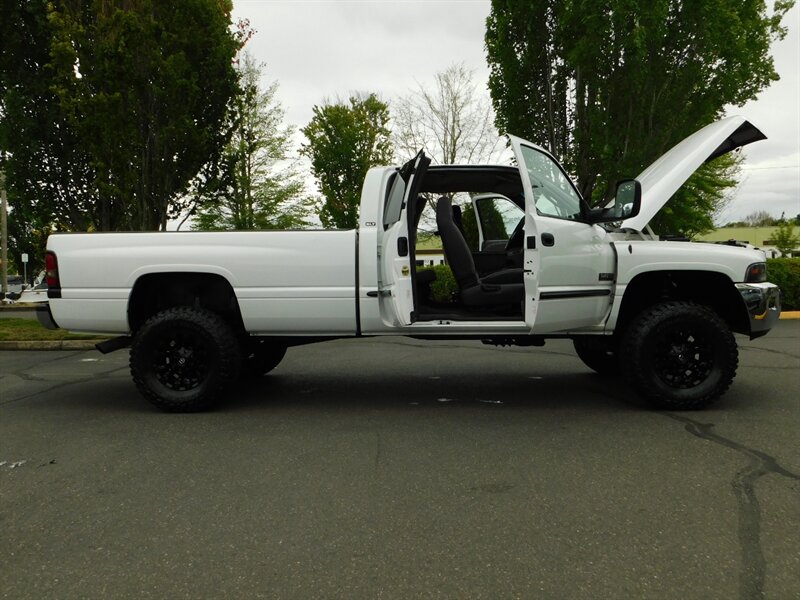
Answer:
[383,173,406,229]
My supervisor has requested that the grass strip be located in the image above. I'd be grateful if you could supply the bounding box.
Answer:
[0,318,108,341]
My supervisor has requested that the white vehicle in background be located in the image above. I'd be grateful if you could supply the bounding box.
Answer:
[39,116,781,412]
[17,271,48,304]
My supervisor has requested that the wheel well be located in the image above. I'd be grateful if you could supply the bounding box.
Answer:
[616,271,749,335]
[128,273,245,334]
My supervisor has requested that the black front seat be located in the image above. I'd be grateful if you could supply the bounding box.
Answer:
[436,196,524,308]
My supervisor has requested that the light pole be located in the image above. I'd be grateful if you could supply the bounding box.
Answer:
[1,169,8,296]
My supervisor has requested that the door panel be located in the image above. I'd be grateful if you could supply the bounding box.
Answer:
[533,216,615,332]
[380,220,414,326]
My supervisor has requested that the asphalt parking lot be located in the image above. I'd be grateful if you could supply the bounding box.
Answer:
[1,322,799,600]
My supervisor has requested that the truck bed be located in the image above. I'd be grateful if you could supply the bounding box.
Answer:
[47,230,359,335]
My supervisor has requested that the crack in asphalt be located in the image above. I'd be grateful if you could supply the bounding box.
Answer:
[374,431,382,471]
[739,346,800,360]
[0,364,130,407]
[664,413,800,600]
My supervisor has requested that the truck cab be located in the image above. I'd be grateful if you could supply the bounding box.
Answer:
[368,116,778,339]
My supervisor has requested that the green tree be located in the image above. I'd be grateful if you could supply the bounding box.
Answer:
[771,222,799,256]
[485,0,793,234]
[301,94,393,229]
[46,0,242,231]
[192,54,313,231]
[651,152,742,238]
[0,0,96,274]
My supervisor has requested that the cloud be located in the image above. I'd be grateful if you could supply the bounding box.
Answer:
[233,0,493,129]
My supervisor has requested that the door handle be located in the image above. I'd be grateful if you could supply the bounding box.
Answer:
[397,237,409,257]
[541,232,555,247]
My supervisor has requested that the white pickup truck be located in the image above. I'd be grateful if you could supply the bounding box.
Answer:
[39,116,781,412]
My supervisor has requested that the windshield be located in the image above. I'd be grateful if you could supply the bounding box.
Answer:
[519,145,584,220]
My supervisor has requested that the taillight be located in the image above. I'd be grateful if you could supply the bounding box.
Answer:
[45,251,62,298]
[744,262,766,283]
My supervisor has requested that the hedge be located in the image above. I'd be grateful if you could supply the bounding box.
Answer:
[418,264,458,303]
[767,258,800,311]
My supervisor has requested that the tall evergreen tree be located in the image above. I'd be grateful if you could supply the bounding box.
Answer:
[485,0,793,235]
[193,54,312,231]
[41,0,242,231]
[0,0,95,273]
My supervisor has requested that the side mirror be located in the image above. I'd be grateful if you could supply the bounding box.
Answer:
[587,179,641,224]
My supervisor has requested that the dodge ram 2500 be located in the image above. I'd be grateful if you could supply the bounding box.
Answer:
[39,116,781,411]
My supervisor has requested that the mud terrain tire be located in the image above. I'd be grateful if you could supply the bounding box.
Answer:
[130,307,241,412]
[622,301,737,410]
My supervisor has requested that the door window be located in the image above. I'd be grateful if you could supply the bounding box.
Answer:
[475,196,523,244]
[519,146,585,220]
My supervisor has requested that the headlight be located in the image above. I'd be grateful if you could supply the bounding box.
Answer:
[745,262,766,283]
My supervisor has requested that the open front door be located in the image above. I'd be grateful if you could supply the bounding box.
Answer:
[507,136,541,329]
[509,135,617,333]
[379,151,430,326]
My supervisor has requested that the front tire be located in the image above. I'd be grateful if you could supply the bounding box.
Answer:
[130,306,241,412]
[622,301,738,410]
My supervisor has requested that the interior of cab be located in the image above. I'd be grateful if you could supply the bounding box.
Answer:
[407,165,529,321]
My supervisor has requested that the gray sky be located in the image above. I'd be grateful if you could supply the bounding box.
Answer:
[233,0,800,223]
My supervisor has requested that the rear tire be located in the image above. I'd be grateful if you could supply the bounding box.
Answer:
[573,336,620,375]
[621,301,737,410]
[130,306,241,412]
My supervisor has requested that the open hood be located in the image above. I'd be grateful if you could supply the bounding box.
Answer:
[621,116,765,231]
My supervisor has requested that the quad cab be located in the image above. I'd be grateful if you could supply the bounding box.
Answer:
[40,116,781,411]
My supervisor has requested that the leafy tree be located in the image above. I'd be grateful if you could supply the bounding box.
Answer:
[771,222,800,256]
[46,0,243,231]
[485,0,794,234]
[652,152,742,237]
[0,0,97,274]
[743,210,777,227]
[301,94,393,229]
[393,63,502,164]
[192,54,313,231]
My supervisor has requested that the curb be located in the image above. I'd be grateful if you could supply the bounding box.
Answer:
[780,311,800,319]
[0,340,104,351]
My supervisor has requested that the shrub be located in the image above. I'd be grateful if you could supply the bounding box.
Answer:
[419,264,458,303]
[767,258,800,310]
[770,222,800,257]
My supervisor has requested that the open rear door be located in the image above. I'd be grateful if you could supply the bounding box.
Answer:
[507,135,541,329]
[379,151,430,326]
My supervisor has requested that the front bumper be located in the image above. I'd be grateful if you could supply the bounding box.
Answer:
[736,282,781,339]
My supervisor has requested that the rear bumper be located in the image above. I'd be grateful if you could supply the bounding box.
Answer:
[736,282,781,339]
[36,303,60,330]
